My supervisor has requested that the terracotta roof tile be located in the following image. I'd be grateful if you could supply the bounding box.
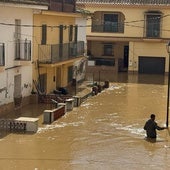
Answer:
[76,0,170,5]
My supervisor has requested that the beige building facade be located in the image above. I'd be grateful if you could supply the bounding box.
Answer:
[33,2,87,94]
[77,0,170,79]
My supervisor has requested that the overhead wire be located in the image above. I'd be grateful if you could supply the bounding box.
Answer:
[0,13,170,31]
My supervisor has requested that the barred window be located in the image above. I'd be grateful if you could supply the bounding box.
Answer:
[144,11,162,38]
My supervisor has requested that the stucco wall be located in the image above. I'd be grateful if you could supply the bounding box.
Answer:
[0,5,33,106]
[85,6,170,39]
[129,41,168,72]
[33,12,87,93]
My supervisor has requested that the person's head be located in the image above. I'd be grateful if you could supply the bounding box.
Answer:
[150,114,155,120]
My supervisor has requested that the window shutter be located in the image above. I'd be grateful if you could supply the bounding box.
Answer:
[41,24,47,45]
[74,25,78,42]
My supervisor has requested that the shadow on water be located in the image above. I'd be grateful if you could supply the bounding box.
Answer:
[115,73,166,85]
[3,103,49,119]
[0,131,10,139]
[0,104,48,138]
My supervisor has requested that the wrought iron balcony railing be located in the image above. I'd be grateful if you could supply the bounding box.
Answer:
[38,41,84,64]
[15,39,31,61]
[92,23,124,33]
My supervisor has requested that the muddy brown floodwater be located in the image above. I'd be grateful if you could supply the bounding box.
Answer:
[0,74,170,170]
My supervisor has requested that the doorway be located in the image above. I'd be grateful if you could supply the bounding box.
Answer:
[14,74,22,107]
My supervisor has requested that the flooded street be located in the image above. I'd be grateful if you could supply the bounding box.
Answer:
[0,74,170,170]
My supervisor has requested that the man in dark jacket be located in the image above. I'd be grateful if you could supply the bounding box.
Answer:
[144,114,166,140]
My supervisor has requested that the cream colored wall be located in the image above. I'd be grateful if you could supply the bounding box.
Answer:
[46,68,56,93]
[38,63,73,93]
[33,13,76,93]
[33,14,75,60]
[61,65,68,87]
[85,6,170,38]
[83,5,170,74]
[161,9,170,38]
[129,41,169,72]
[59,63,73,87]
[34,14,75,43]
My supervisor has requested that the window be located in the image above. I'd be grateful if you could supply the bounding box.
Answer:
[145,11,162,38]
[74,25,78,42]
[59,25,63,44]
[15,19,21,40]
[41,24,47,45]
[69,25,73,42]
[15,19,21,59]
[24,39,31,60]
[92,12,124,33]
[15,40,31,61]
[0,43,5,66]
[103,44,113,56]
[59,25,63,57]
[104,14,119,32]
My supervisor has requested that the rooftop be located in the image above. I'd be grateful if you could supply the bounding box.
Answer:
[0,0,48,5]
[76,0,170,6]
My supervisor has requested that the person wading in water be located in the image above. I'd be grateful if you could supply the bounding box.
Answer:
[144,114,166,142]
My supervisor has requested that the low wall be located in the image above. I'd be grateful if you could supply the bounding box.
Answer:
[38,94,72,104]
[0,117,39,133]
[43,105,66,124]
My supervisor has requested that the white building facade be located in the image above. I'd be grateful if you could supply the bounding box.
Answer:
[0,1,47,112]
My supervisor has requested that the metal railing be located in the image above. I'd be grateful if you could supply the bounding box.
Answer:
[92,23,124,33]
[15,39,31,61]
[38,41,84,64]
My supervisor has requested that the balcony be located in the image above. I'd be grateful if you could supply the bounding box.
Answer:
[48,0,75,12]
[0,43,5,66]
[92,23,124,33]
[15,40,31,61]
[92,12,125,33]
[38,41,84,64]
[0,0,48,5]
